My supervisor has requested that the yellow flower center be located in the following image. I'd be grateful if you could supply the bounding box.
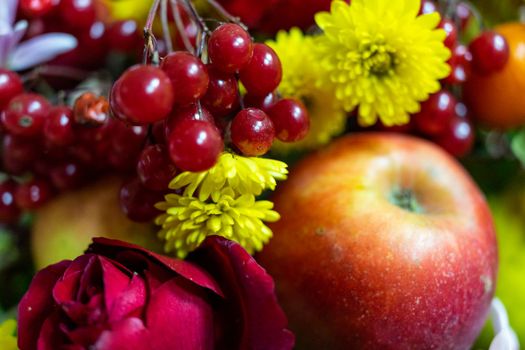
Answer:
[360,41,397,77]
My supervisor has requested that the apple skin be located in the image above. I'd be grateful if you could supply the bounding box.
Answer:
[257,133,498,349]
[32,177,163,269]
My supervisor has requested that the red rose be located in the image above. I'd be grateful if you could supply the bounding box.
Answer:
[18,236,294,350]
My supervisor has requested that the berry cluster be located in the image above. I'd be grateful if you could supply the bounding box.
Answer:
[378,1,510,158]
[0,68,152,224]
[20,0,141,81]
[110,23,310,221]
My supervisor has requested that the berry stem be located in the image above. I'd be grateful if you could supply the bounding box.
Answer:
[160,0,173,53]
[205,0,247,30]
[143,0,161,65]
[169,0,195,54]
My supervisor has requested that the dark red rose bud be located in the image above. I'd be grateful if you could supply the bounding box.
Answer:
[18,237,294,350]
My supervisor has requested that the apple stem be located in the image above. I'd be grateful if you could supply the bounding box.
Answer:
[389,187,423,213]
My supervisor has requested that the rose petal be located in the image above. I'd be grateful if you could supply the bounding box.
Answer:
[99,256,134,314]
[53,254,93,305]
[190,236,295,350]
[37,310,68,350]
[8,32,77,71]
[107,273,147,322]
[18,260,71,350]
[146,276,214,350]
[95,317,152,350]
[89,238,223,297]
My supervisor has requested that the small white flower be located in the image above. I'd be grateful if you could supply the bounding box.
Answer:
[0,0,78,71]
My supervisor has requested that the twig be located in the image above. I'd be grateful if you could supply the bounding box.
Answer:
[170,0,195,54]
[160,0,173,53]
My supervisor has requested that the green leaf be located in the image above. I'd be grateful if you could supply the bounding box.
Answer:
[511,129,525,166]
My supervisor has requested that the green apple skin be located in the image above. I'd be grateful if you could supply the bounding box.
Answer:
[475,188,525,347]
[258,133,498,349]
[31,177,162,269]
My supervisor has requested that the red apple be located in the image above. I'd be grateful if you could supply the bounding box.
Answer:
[257,133,497,349]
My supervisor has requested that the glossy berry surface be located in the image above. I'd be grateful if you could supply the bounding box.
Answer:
[0,180,21,224]
[419,0,437,14]
[202,67,239,116]
[137,144,178,191]
[208,24,253,73]
[161,52,209,105]
[111,65,174,124]
[44,106,74,146]
[268,98,310,142]
[434,116,474,158]
[444,45,472,85]
[469,31,510,75]
[0,69,23,110]
[438,19,457,50]
[119,177,164,222]
[20,0,54,17]
[15,178,53,210]
[50,161,85,190]
[1,93,51,137]
[59,0,96,29]
[240,43,282,96]
[168,119,223,172]
[2,135,39,174]
[244,92,278,112]
[414,91,456,136]
[165,104,214,140]
[107,20,141,53]
[231,108,275,156]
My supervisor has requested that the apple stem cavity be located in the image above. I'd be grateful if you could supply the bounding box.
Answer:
[389,187,423,213]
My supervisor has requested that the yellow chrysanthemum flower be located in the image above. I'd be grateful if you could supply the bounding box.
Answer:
[315,0,451,126]
[155,188,279,258]
[169,152,288,201]
[0,319,17,350]
[267,28,346,153]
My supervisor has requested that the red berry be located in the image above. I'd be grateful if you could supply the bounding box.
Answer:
[201,66,239,117]
[44,106,74,146]
[108,121,147,171]
[152,120,166,144]
[419,0,437,14]
[1,93,51,137]
[231,108,274,156]
[20,0,54,17]
[0,180,21,224]
[243,92,278,112]
[15,178,53,210]
[469,31,509,75]
[438,19,457,50]
[161,52,209,105]
[240,43,282,96]
[174,19,198,50]
[50,161,85,190]
[434,117,474,157]
[137,144,178,191]
[0,69,23,110]
[208,24,253,73]
[168,119,223,172]
[165,104,215,141]
[119,177,164,222]
[107,20,141,53]
[268,98,310,142]
[110,65,174,124]
[456,2,472,30]
[2,134,39,174]
[444,45,472,85]
[59,0,96,29]
[414,91,457,136]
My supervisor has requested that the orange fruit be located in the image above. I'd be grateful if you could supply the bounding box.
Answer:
[464,23,525,129]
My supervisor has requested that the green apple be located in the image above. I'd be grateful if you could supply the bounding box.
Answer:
[31,177,162,269]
